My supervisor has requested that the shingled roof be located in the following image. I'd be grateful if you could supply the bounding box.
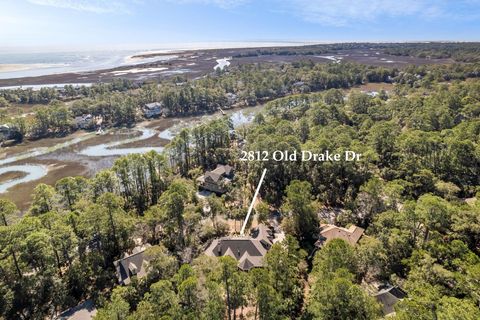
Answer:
[315,224,364,247]
[197,165,233,183]
[211,164,233,177]
[113,244,151,285]
[196,164,234,194]
[144,102,163,110]
[373,286,407,315]
[204,224,274,271]
[205,171,222,183]
[253,224,274,247]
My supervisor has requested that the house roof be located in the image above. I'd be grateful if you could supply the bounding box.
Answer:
[224,247,237,259]
[113,244,151,285]
[204,224,275,271]
[253,224,274,247]
[212,164,233,176]
[205,171,222,183]
[197,164,233,186]
[316,224,364,247]
[145,102,163,109]
[373,286,407,315]
[74,114,92,121]
[59,299,97,320]
[204,234,269,271]
[238,252,255,271]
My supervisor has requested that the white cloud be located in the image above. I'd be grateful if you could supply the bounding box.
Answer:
[27,0,249,13]
[25,0,480,22]
[168,0,249,9]
[281,0,477,26]
[27,0,130,13]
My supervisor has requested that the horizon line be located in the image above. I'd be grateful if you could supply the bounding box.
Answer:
[1,39,480,54]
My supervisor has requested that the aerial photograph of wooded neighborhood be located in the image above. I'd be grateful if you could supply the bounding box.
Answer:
[0,1,480,319]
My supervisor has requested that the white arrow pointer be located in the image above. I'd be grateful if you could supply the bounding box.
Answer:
[240,168,267,236]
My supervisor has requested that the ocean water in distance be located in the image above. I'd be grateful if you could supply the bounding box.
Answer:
[0,41,315,80]
[0,50,174,79]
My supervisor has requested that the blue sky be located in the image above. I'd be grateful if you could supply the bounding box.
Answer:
[1,0,479,51]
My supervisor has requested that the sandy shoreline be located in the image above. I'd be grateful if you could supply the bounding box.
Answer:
[0,63,67,73]
[0,64,34,72]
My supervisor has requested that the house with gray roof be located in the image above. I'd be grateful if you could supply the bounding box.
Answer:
[143,102,164,118]
[59,299,97,320]
[204,224,274,271]
[373,285,407,315]
[197,164,234,195]
[113,244,151,285]
[0,124,20,143]
[74,114,94,130]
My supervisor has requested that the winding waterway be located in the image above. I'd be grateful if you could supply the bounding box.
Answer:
[0,106,260,195]
[0,165,48,193]
[79,128,164,157]
[0,134,95,167]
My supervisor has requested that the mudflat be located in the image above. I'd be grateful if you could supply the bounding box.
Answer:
[0,110,237,210]
[0,46,455,88]
[0,170,27,183]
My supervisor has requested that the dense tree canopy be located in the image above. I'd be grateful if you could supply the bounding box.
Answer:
[1,50,480,319]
